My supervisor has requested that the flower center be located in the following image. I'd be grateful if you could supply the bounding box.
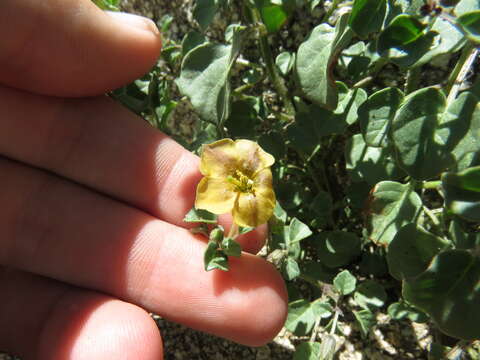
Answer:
[227,170,255,193]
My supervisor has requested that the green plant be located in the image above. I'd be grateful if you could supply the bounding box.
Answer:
[110,0,480,357]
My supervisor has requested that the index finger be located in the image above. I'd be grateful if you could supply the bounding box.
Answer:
[0,0,161,97]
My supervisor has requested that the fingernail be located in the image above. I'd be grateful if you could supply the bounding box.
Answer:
[106,11,159,35]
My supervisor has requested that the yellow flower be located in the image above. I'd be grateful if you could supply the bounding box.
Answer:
[195,138,276,228]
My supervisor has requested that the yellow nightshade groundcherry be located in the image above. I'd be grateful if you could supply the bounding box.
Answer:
[195,138,276,228]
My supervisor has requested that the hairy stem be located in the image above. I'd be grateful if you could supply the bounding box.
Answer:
[405,66,421,95]
[422,180,442,190]
[322,0,342,23]
[248,4,295,116]
[445,43,478,105]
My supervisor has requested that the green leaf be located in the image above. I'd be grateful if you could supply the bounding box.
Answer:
[257,0,290,33]
[387,301,429,323]
[445,92,480,171]
[335,83,368,126]
[193,0,221,31]
[366,181,422,246]
[181,31,207,56]
[296,14,352,110]
[316,231,361,268]
[286,299,333,335]
[238,226,255,235]
[225,98,258,138]
[289,217,313,244]
[289,85,367,152]
[353,309,375,338]
[387,224,450,281]
[204,241,229,271]
[259,131,286,160]
[345,134,406,185]
[349,0,387,39]
[333,270,357,295]
[269,201,288,234]
[414,17,465,66]
[276,51,295,76]
[302,260,337,283]
[377,14,435,68]
[455,0,480,16]
[354,280,387,310]
[457,11,480,44]
[359,250,388,277]
[442,166,480,222]
[221,237,242,257]
[391,87,464,180]
[293,342,322,360]
[449,219,480,249]
[176,30,243,125]
[92,0,119,10]
[358,87,404,148]
[184,208,218,224]
[403,250,480,340]
[284,257,301,280]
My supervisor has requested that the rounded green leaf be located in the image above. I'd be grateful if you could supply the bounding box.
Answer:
[181,31,207,56]
[296,15,352,110]
[316,231,361,268]
[286,299,333,335]
[221,237,242,257]
[193,0,221,31]
[349,0,387,39]
[358,87,404,148]
[345,134,405,185]
[289,217,313,244]
[293,342,322,360]
[448,92,480,171]
[387,302,428,323]
[276,51,295,75]
[353,309,375,338]
[176,31,242,125]
[204,241,229,271]
[387,224,450,281]
[442,166,480,222]
[366,181,423,246]
[354,280,387,310]
[455,0,480,16]
[284,257,301,280]
[392,87,456,180]
[257,0,290,33]
[457,11,480,44]
[333,270,357,295]
[377,15,435,68]
[403,250,480,340]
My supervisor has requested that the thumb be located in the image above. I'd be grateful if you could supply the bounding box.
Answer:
[0,0,161,97]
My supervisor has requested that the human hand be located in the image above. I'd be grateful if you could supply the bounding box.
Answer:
[0,1,287,358]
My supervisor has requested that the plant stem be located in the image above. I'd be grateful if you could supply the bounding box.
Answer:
[227,223,239,239]
[422,180,442,190]
[330,310,340,335]
[423,205,441,228]
[445,43,479,107]
[352,76,373,89]
[404,66,421,95]
[248,5,295,116]
[322,0,342,23]
[310,317,321,342]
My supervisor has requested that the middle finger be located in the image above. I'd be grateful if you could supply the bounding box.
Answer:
[0,156,287,346]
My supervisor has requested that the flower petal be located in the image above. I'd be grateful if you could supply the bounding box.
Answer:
[234,140,275,176]
[232,169,276,227]
[195,176,237,215]
[200,139,238,177]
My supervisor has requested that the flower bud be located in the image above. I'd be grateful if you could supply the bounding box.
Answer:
[209,227,224,243]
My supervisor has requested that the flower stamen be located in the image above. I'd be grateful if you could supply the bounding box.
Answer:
[227,170,255,193]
